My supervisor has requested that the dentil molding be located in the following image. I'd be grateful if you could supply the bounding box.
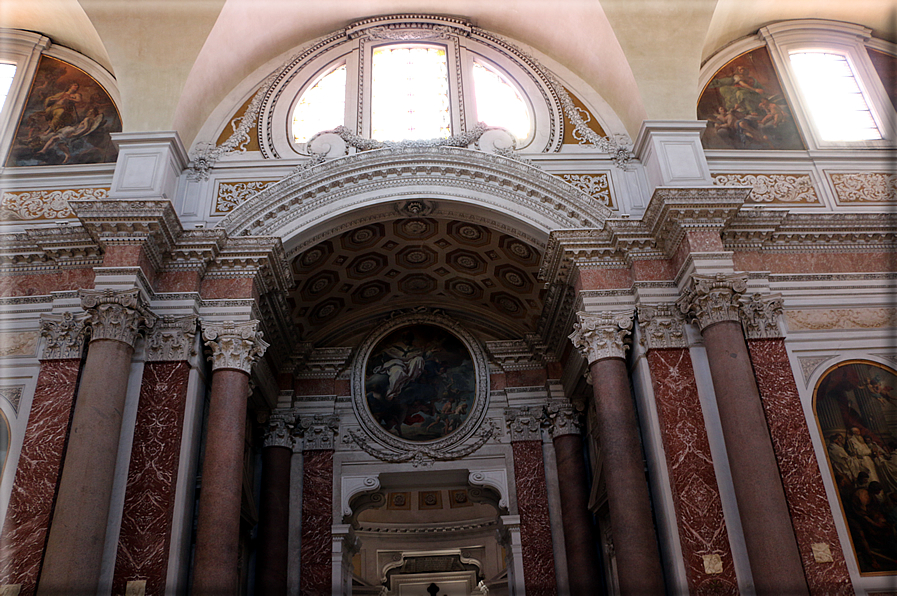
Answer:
[202,320,269,374]
[80,288,156,347]
[568,310,634,363]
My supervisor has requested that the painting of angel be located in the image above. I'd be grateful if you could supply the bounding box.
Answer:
[365,324,476,442]
[6,56,121,167]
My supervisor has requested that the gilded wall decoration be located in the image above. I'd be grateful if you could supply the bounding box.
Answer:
[786,308,897,331]
[6,56,121,167]
[712,173,820,205]
[814,360,897,574]
[0,187,108,221]
[829,173,897,204]
[699,47,804,150]
[559,173,614,208]
[0,331,39,357]
[213,181,275,215]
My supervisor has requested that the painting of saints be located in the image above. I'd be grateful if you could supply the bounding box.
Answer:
[698,47,804,150]
[6,56,121,167]
[365,324,476,442]
[816,360,897,574]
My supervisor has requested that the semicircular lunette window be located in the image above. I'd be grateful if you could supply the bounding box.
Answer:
[472,61,531,141]
[292,63,347,144]
[371,45,451,142]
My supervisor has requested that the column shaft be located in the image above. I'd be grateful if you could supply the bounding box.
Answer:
[257,445,292,595]
[552,433,601,596]
[589,357,666,595]
[37,339,135,594]
[191,369,250,596]
[702,321,808,595]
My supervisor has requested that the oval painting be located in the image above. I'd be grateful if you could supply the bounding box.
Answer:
[364,324,476,442]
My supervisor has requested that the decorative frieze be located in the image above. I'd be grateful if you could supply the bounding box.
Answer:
[0,187,108,221]
[80,288,156,347]
[0,331,39,358]
[40,312,88,360]
[298,414,340,451]
[264,409,299,449]
[738,293,785,339]
[829,172,897,203]
[504,406,543,442]
[568,310,634,363]
[637,304,687,350]
[559,173,614,208]
[145,315,197,362]
[785,307,897,331]
[201,320,269,374]
[712,173,820,205]
[545,402,582,437]
[212,181,275,215]
[676,273,747,332]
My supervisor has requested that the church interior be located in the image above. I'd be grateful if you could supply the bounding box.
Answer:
[0,1,894,594]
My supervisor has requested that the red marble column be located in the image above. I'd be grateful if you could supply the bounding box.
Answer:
[638,305,739,594]
[192,321,268,596]
[679,275,808,596]
[112,316,197,596]
[509,436,558,596]
[38,289,154,596]
[569,312,666,596]
[299,449,334,596]
[545,403,599,596]
[257,411,297,596]
[746,334,853,594]
[0,313,86,596]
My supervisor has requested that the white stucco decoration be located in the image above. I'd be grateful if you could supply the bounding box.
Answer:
[468,469,509,510]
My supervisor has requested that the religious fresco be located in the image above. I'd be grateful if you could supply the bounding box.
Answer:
[698,47,804,150]
[6,56,121,167]
[364,324,476,442]
[815,360,897,574]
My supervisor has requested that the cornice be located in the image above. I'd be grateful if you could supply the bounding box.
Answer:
[724,211,897,253]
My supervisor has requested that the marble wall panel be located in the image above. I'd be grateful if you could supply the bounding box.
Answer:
[747,339,853,595]
[511,440,557,596]
[0,269,94,297]
[112,361,190,596]
[646,349,739,594]
[0,359,80,596]
[300,450,334,596]
[575,268,632,292]
[506,368,547,389]
[732,251,893,275]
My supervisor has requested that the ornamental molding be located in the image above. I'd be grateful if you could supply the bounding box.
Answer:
[568,310,634,364]
[146,315,197,361]
[829,172,897,203]
[738,293,785,339]
[798,355,837,386]
[504,406,543,442]
[205,236,294,295]
[0,187,109,221]
[216,146,611,240]
[202,320,269,374]
[306,124,520,158]
[641,187,749,257]
[346,421,496,467]
[637,304,687,350]
[723,211,897,252]
[559,173,614,208]
[40,311,88,359]
[80,288,156,347]
[341,475,381,518]
[213,180,276,215]
[485,335,550,372]
[712,173,821,205]
[468,469,509,510]
[264,408,299,449]
[292,345,354,379]
[350,309,491,457]
[676,273,748,332]
[545,401,582,438]
[298,413,340,451]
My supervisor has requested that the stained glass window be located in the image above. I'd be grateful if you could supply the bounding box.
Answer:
[292,64,346,144]
[371,46,451,141]
[790,52,882,141]
[472,62,530,140]
[0,63,16,112]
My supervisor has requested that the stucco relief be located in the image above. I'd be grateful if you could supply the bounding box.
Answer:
[0,331,39,357]
[212,181,275,215]
[712,173,820,204]
[786,308,897,331]
[1,188,109,221]
[830,173,897,203]
[559,173,614,209]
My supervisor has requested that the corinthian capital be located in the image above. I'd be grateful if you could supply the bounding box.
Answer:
[80,288,156,347]
[202,320,269,374]
[146,315,197,361]
[504,406,543,442]
[637,304,687,350]
[676,273,747,332]
[545,401,582,438]
[40,312,89,360]
[739,293,785,339]
[568,310,634,364]
[297,414,340,451]
[264,408,299,449]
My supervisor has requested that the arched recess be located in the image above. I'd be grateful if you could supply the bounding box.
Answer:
[217,145,611,258]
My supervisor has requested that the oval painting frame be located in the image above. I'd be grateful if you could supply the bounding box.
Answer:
[352,311,489,453]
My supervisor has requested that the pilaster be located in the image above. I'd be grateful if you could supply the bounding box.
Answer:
[108,132,189,201]
[632,121,713,192]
